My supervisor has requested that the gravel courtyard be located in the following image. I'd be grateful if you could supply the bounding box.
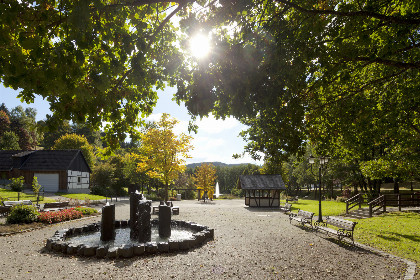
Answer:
[0,199,406,279]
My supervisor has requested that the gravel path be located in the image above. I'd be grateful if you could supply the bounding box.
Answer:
[0,199,407,279]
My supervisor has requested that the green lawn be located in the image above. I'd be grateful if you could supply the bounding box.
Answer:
[56,193,106,201]
[352,212,420,265]
[0,188,55,203]
[289,198,420,267]
[286,199,347,216]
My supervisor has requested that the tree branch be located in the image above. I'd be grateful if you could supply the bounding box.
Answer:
[342,56,420,70]
[111,2,186,91]
[274,0,420,25]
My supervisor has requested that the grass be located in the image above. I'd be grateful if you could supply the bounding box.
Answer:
[0,188,55,203]
[56,193,106,201]
[285,198,347,216]
[352,211,420,266]
[289,198,420,270]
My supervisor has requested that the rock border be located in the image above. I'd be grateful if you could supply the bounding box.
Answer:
[45,219,214,259]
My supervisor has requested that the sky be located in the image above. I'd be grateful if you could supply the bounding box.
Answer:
[0,84,261,165]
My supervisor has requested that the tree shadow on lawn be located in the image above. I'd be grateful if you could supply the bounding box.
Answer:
[376,232,420,243]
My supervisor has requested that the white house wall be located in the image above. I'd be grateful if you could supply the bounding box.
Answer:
[67,170,90,193]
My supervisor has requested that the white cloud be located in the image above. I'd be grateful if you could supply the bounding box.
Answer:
[196,115,240,134]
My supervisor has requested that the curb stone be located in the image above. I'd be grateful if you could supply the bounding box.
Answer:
[0,214,100,237]
[355,242,417,280]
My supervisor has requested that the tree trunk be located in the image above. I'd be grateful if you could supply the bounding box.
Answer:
[165,182,169,201]
[393,178,399,194]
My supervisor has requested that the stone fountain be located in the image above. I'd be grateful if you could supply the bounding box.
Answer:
[45,192,214,258]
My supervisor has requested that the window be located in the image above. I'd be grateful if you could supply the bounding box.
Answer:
[77,176,82,184]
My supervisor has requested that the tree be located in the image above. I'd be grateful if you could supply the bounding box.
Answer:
[53,133,95,168]
[193,163,217,199]
[1,1,418,183]
[38,120,72,149]
[0,131,20,150]
[136,113,193,201]
[0,1,185,147]
[91,162,116,196]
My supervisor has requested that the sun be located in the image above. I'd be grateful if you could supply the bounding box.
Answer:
[189,33,211,59]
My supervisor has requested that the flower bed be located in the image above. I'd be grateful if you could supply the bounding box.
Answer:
[38,208,83,224]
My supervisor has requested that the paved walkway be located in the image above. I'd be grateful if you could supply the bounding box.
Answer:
[0,199,412,279]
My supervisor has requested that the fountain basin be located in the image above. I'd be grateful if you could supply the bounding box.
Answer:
[45,219,214,258]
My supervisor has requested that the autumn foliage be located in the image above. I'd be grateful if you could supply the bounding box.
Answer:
[136,113,193,201]
[194,163,217,199]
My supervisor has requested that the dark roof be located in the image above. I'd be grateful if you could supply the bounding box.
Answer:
[238,175,286,190]
[0,150,91,172]
[0,150,22,171]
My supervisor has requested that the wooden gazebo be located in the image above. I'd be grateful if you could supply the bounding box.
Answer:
[238,175,286,207]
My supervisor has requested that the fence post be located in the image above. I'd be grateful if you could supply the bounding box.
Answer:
[18,192,20,201]
[383,195,386,213]
[398,194,401,211]
[369,204,372,217]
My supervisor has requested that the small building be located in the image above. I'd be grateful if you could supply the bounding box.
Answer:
[0,150,91,193]
[238,175,286,207]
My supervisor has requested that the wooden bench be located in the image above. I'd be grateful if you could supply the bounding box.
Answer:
[0,206,11,217]
[3,200,34,207]
[314,216,357,244]
[152,202,179,215]
[286,196,299,203]
[42,201,69,212]
[279,203,292,213]
[289,209,314,228]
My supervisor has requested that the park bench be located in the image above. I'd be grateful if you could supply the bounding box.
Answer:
[152,201,179,215]
[314,216,357,244]
[279,203,292,213]
[3,200,34,207]
[286,196,299,203]
[289,209,314,228]
[42,201,69,212]
[0,206,10,217]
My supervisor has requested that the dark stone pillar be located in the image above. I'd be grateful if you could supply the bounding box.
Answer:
[159,205,171,238]
[137,200,151,243]
[100,204,115,241]
[130,192,143,239]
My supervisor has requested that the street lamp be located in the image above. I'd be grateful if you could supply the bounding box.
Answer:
[309,155,329,222]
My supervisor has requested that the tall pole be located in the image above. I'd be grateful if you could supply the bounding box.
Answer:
[318,164,323,222]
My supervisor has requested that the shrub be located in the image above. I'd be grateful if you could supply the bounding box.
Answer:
[38,208,83,224]
[6,204,39,224]
[184,189,196,200]
[336,196,347,202]
[74,206,98,216]
[8,176,25,192]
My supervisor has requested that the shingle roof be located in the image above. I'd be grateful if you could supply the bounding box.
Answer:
[238,175,286,190]
[0,150,90,172]
[0,150,21,171]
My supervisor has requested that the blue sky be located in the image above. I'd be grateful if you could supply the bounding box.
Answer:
[0,84,261,165]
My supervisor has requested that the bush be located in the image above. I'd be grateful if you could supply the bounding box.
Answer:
[74,206,98,216]
[8,176,25,192]
[144,192,164,201]
[336,196,347,202]
[38,208,83,224]
[6,204,39,224]
[184,189,196,200]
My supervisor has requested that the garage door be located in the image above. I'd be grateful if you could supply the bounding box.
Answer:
[34,173,59,192]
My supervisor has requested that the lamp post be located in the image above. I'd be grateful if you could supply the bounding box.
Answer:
[309,155,329,222]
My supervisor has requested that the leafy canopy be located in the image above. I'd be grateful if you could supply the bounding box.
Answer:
[194,163,217,198]
[136,113,193,201]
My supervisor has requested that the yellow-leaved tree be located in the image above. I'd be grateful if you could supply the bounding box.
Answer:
[194,163,217,200]
[136,113,193,201]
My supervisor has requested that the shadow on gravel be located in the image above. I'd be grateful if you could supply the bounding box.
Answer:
[243,207,283,213]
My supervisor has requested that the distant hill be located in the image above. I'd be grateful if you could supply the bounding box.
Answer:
[186,162,257,169]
